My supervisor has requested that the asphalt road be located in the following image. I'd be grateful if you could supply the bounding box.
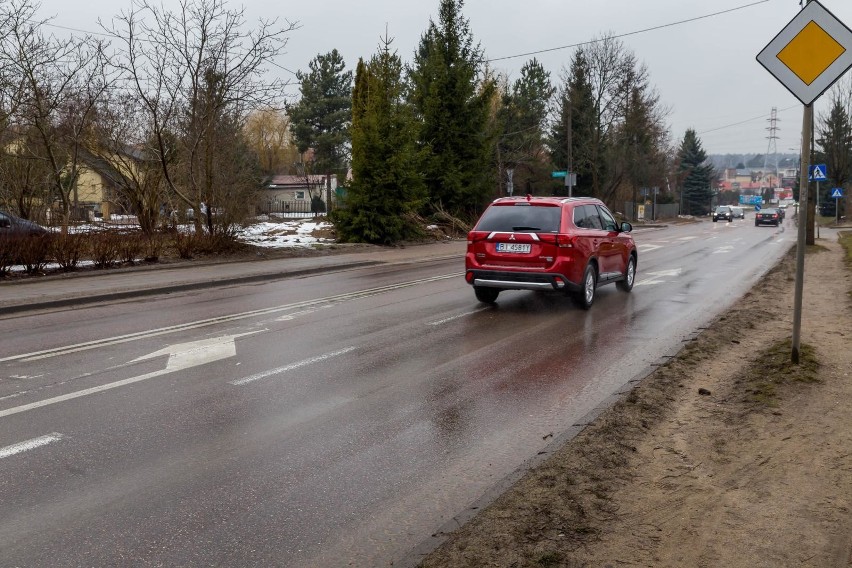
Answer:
[0,218,795,567]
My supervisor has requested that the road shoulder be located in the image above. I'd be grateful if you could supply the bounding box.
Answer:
[418,237,852,567]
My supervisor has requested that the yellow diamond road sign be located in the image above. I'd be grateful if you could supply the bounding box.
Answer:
[757,0,852,105]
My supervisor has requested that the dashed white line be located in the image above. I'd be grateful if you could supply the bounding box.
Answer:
[638,244,663,253]
[0,433,63,459]
[428,308,490,326]
[229,347,357,386]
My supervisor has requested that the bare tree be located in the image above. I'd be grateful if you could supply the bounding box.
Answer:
[244,107,299,175]
[0,0,111,228]
[103,0,296,236]
[85,89,167,234]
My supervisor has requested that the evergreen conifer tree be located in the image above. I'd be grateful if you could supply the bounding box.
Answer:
[334,39,426,244]
[677,129,714,215]
[409,0,495,219]
[816,96,852,202]
[498,59,553,195]
[551,50,597,196]
[288,50,353,176]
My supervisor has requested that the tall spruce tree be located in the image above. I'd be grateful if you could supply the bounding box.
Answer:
[497,59,553,196]
[334,40,426,244]
[409,0,495,219]
[551,49,596,196]
[677,128,714,216]
[288,50,353,176]
[816,95,852,203]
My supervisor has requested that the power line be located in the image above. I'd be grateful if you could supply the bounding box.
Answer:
[698,105,798,135]
[486,0,772,63]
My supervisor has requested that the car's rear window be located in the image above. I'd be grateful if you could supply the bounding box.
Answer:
[474,204,561,233]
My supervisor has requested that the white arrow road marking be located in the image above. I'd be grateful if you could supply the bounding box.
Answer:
[0,273,460,364]
[229,347,356,386]
[0,333,255,419]
[131,332,257,372]
[0,433,63,459]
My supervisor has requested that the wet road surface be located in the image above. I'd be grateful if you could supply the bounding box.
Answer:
[0,220,794,566]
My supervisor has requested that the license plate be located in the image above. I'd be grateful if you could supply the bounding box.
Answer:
[496,242,531,253]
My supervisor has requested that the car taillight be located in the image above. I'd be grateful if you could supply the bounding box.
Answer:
[467,231,487,245]
[557,235,574,248]
[538,233,558,244]
[465,271,474,284]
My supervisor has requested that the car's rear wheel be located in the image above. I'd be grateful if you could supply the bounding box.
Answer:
[474,286,499,304]
[573,264,597,309]
[616,255,636,292]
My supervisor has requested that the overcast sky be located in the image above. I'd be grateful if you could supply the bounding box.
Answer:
[30,0,852,158]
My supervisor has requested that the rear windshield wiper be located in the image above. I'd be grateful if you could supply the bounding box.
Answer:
[511,226,541,231]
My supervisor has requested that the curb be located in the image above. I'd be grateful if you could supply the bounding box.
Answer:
[0,260,382,315]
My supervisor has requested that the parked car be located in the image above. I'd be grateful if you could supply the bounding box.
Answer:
[712,206,734,222]
[464,196,637,309]
[819,201,837,217]
[0,211,49,236]
[731,206,745,219]
[755,208,781,226]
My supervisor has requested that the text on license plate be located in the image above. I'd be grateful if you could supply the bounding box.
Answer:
[496,242,531,253]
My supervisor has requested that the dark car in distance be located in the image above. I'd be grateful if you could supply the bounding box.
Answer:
[712,206,734,222]
[465,196,637,309]
[755,208,781,226]
[0,211,49,236]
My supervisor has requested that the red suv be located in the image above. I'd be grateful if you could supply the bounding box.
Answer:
[464,196,637,309]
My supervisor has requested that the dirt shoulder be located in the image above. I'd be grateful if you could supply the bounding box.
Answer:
[419,233,852,568]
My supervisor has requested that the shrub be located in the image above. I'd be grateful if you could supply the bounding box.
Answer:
[87,230,122,268]
[0,236,17,275]
[17,234,51,274]
[116,230,144,265]
[171,230,202,259]
[51,232,86,272]
[143,233,165,262]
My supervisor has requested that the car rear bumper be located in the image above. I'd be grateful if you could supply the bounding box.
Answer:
[466,269,581,292]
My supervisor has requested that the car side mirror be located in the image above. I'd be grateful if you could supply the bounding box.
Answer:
[0,218,10,228]
[620,222,633,233]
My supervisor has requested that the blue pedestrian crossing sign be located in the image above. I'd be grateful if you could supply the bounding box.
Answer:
[831,187,844,198]
[809,164,827,181]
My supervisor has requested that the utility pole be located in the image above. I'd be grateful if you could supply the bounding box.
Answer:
[792,103,812,364]
[566,98,573,198]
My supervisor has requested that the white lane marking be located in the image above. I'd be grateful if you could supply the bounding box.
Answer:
[0,433,63,459]
[229,347,356,386]
[634,268,682,287]
[678,236,698,241]
[0,368,173,419]
[1,273,461,364]
[0,333,262,419]
[713,246,734,254]
[428,308,489,326]
[638,244,662,253]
